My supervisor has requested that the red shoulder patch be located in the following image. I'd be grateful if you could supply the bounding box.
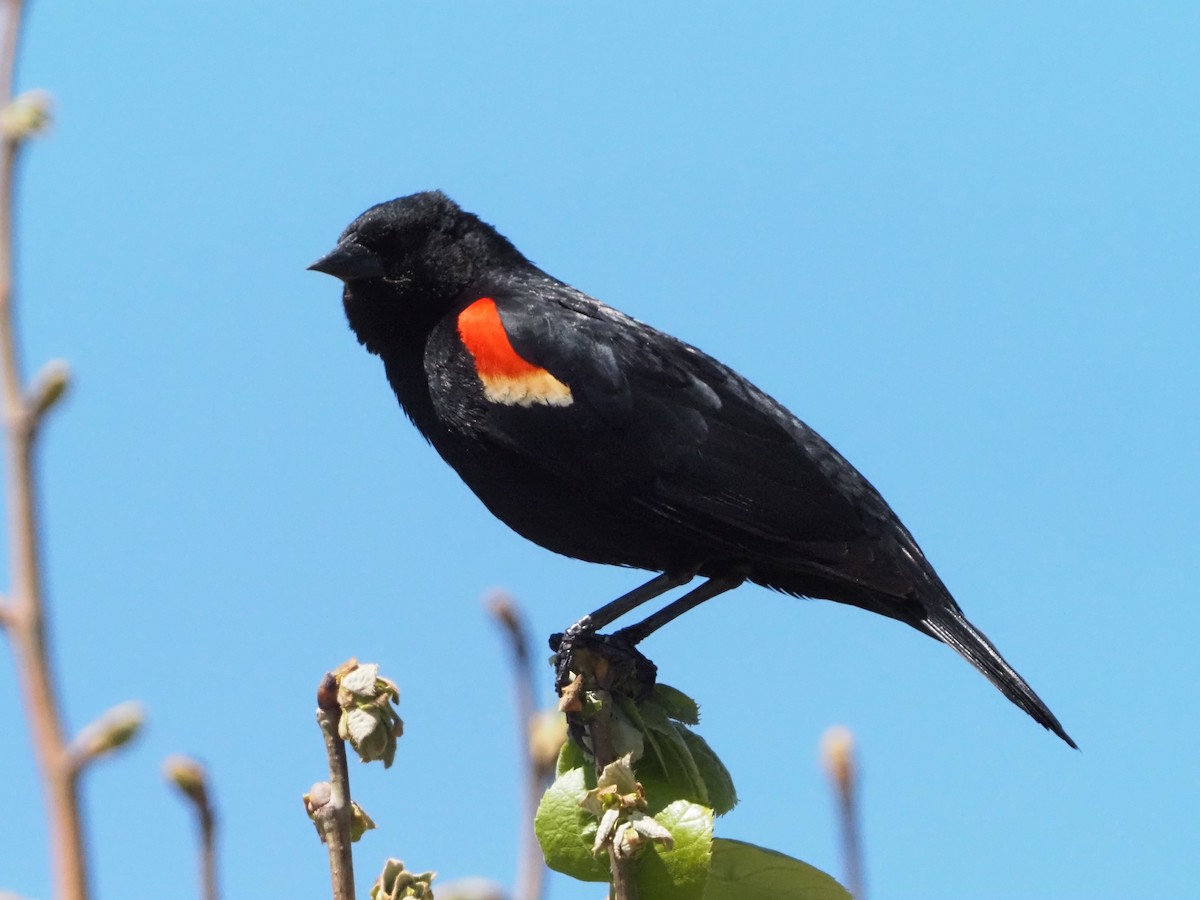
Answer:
[457,297,539,379]
[456,298,573,407]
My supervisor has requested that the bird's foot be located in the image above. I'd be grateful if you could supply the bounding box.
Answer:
[550,625,657,700]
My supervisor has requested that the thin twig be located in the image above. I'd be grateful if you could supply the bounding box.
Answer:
[487,593,548,900]
[0,1,91,898]
[0,1,28,400]
[164,756,219,900]
[315,673,356,900]
[198,804,217,900]
[822,726,865,900]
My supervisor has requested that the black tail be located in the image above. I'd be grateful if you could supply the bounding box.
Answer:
[922,609,1077,749]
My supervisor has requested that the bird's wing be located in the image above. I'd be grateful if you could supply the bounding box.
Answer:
[472,274,901,559]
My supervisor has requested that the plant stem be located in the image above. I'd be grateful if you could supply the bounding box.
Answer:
[557,636,654,900]
[165,755,220,900]
[0,2,91,899]
[822,727,865,900]
[589,691,639,900]
[198,798,218,900]
[488,595,547,900]
[836,772,863,900]
[315,674,356,900]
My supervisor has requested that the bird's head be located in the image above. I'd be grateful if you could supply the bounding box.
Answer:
[309,191,525,354]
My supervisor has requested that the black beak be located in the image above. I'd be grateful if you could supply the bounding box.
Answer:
[308,238,387,281]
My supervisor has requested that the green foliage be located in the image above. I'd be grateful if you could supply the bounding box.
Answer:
[628,798,712,900]
[706,840,852,900]
[535,750,714,895]
[651,683,701,725]
[537,681,851,899]
[617,683,737,815]
[535,760,608,882]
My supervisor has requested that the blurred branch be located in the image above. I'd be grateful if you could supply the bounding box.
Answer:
[821,726,865,900]
[486,592,551,900]
[0,2,92,900]
[165,755,219,900]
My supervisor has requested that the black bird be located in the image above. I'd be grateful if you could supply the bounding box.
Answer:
[310,191,1074,747]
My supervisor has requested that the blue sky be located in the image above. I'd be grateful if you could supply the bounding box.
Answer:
[2,4,1197,899]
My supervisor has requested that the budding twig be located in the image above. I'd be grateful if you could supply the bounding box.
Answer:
[822,726,865,900]
[164,755,219,900]
[487,592,549,900]
[0,3,92,899]
[315,672,357,900]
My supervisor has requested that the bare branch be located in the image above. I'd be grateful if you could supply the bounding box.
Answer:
[0,0,28,409]
[164,755,219,900]
[486,592,549,900]
[0,2,93,899]
[822,726,866,900]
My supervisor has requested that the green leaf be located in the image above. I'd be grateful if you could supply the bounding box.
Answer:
[677,728,737,815]
[637,700,710,805]
[704,839,852,900]
[637,707,738,816]
[635,798,714,900]
[538,756,717,896]
[534,765,608,882]
[653,683,701,725]
[556,735,588,777]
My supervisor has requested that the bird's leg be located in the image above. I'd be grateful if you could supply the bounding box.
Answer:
[551,569,696,694]
[563,569,697,639]
[614,574,745,645]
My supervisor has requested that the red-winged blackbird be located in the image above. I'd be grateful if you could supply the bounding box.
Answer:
[310,191,1074,748]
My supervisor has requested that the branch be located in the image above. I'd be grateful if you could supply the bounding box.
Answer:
[556,635,657,900]
[822,726,865,900]
[0,1,28,406]
[164,756,219,900]
[487,593,548,900]
[0,2,91,899]
[587,695,640,900]
[314,672,356,900]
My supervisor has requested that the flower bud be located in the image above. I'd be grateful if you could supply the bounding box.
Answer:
[75,701,145,763]
[1,89,52,141]
[163,755,209,806]
[370,858,436,900]
[334,662,404,767]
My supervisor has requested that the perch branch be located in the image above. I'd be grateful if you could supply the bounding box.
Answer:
[556,634,654,900]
